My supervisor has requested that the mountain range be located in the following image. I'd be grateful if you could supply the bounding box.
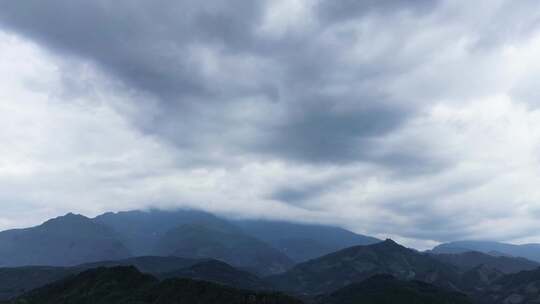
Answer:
[0,209,379,276]
[268,239,463,295]
[433,241,540,263]
[3,209,540,303]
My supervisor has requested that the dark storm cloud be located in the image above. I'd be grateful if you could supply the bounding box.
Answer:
[0,0,263,100]
[255,98,410,164]
[0,0,433,168]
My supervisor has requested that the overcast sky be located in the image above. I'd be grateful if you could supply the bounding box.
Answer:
[1,1,540,249]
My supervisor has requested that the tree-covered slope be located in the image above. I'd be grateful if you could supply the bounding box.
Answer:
[10,266,303,304]
[319,274,472,304]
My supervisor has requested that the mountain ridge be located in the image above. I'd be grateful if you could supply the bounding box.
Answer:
[432,241,540,263]
[269,239,463,295]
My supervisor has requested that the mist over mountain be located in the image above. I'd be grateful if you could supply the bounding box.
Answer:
[234,220,380,262]
[94,209,228,256]
[94,209,380,275]
[94,209,380,265]
[0,208,383,275]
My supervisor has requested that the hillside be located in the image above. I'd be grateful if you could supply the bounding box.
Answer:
[269,239,462,295]
[432,241,540,263]
[319,274,472,304]
[0,256,241,300]
[0,266,72,300]
[77,255,206,274]
[234,220,380,262]
[476,267,540,304]
[154,223,293,275]
[160,259,270,290]
[94,209,231,256]
[10,266,303,304]
[431,251,539,274]
[94,209,380,264]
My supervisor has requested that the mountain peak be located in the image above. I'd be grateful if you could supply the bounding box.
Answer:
[42,213,90,226]
[373,238,405,250]
[64,212,86,219]
[383,238,398,244]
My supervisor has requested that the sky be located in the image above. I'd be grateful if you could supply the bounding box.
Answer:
[1,0,540,249]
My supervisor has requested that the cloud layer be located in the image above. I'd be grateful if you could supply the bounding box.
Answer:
[1,0,540,248]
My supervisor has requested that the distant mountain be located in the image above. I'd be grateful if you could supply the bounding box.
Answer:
[0,213,130,268]
[154,223,294,275]
[9,266,302,304]
[319,274,472,304]
[0,208,382,275]
[269,239,462,295]
[94,209,380,263]
[94,209,227,256]
[431,251,540,274]
[95,209,295,275]
[234,220,380,262]
[160,259,270,291]
[432,241,540,263]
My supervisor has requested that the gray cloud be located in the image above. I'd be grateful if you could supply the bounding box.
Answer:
[0,0,423,168]
[253,97,411,164]
[316,0,440,22]
[2,0,540,248]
